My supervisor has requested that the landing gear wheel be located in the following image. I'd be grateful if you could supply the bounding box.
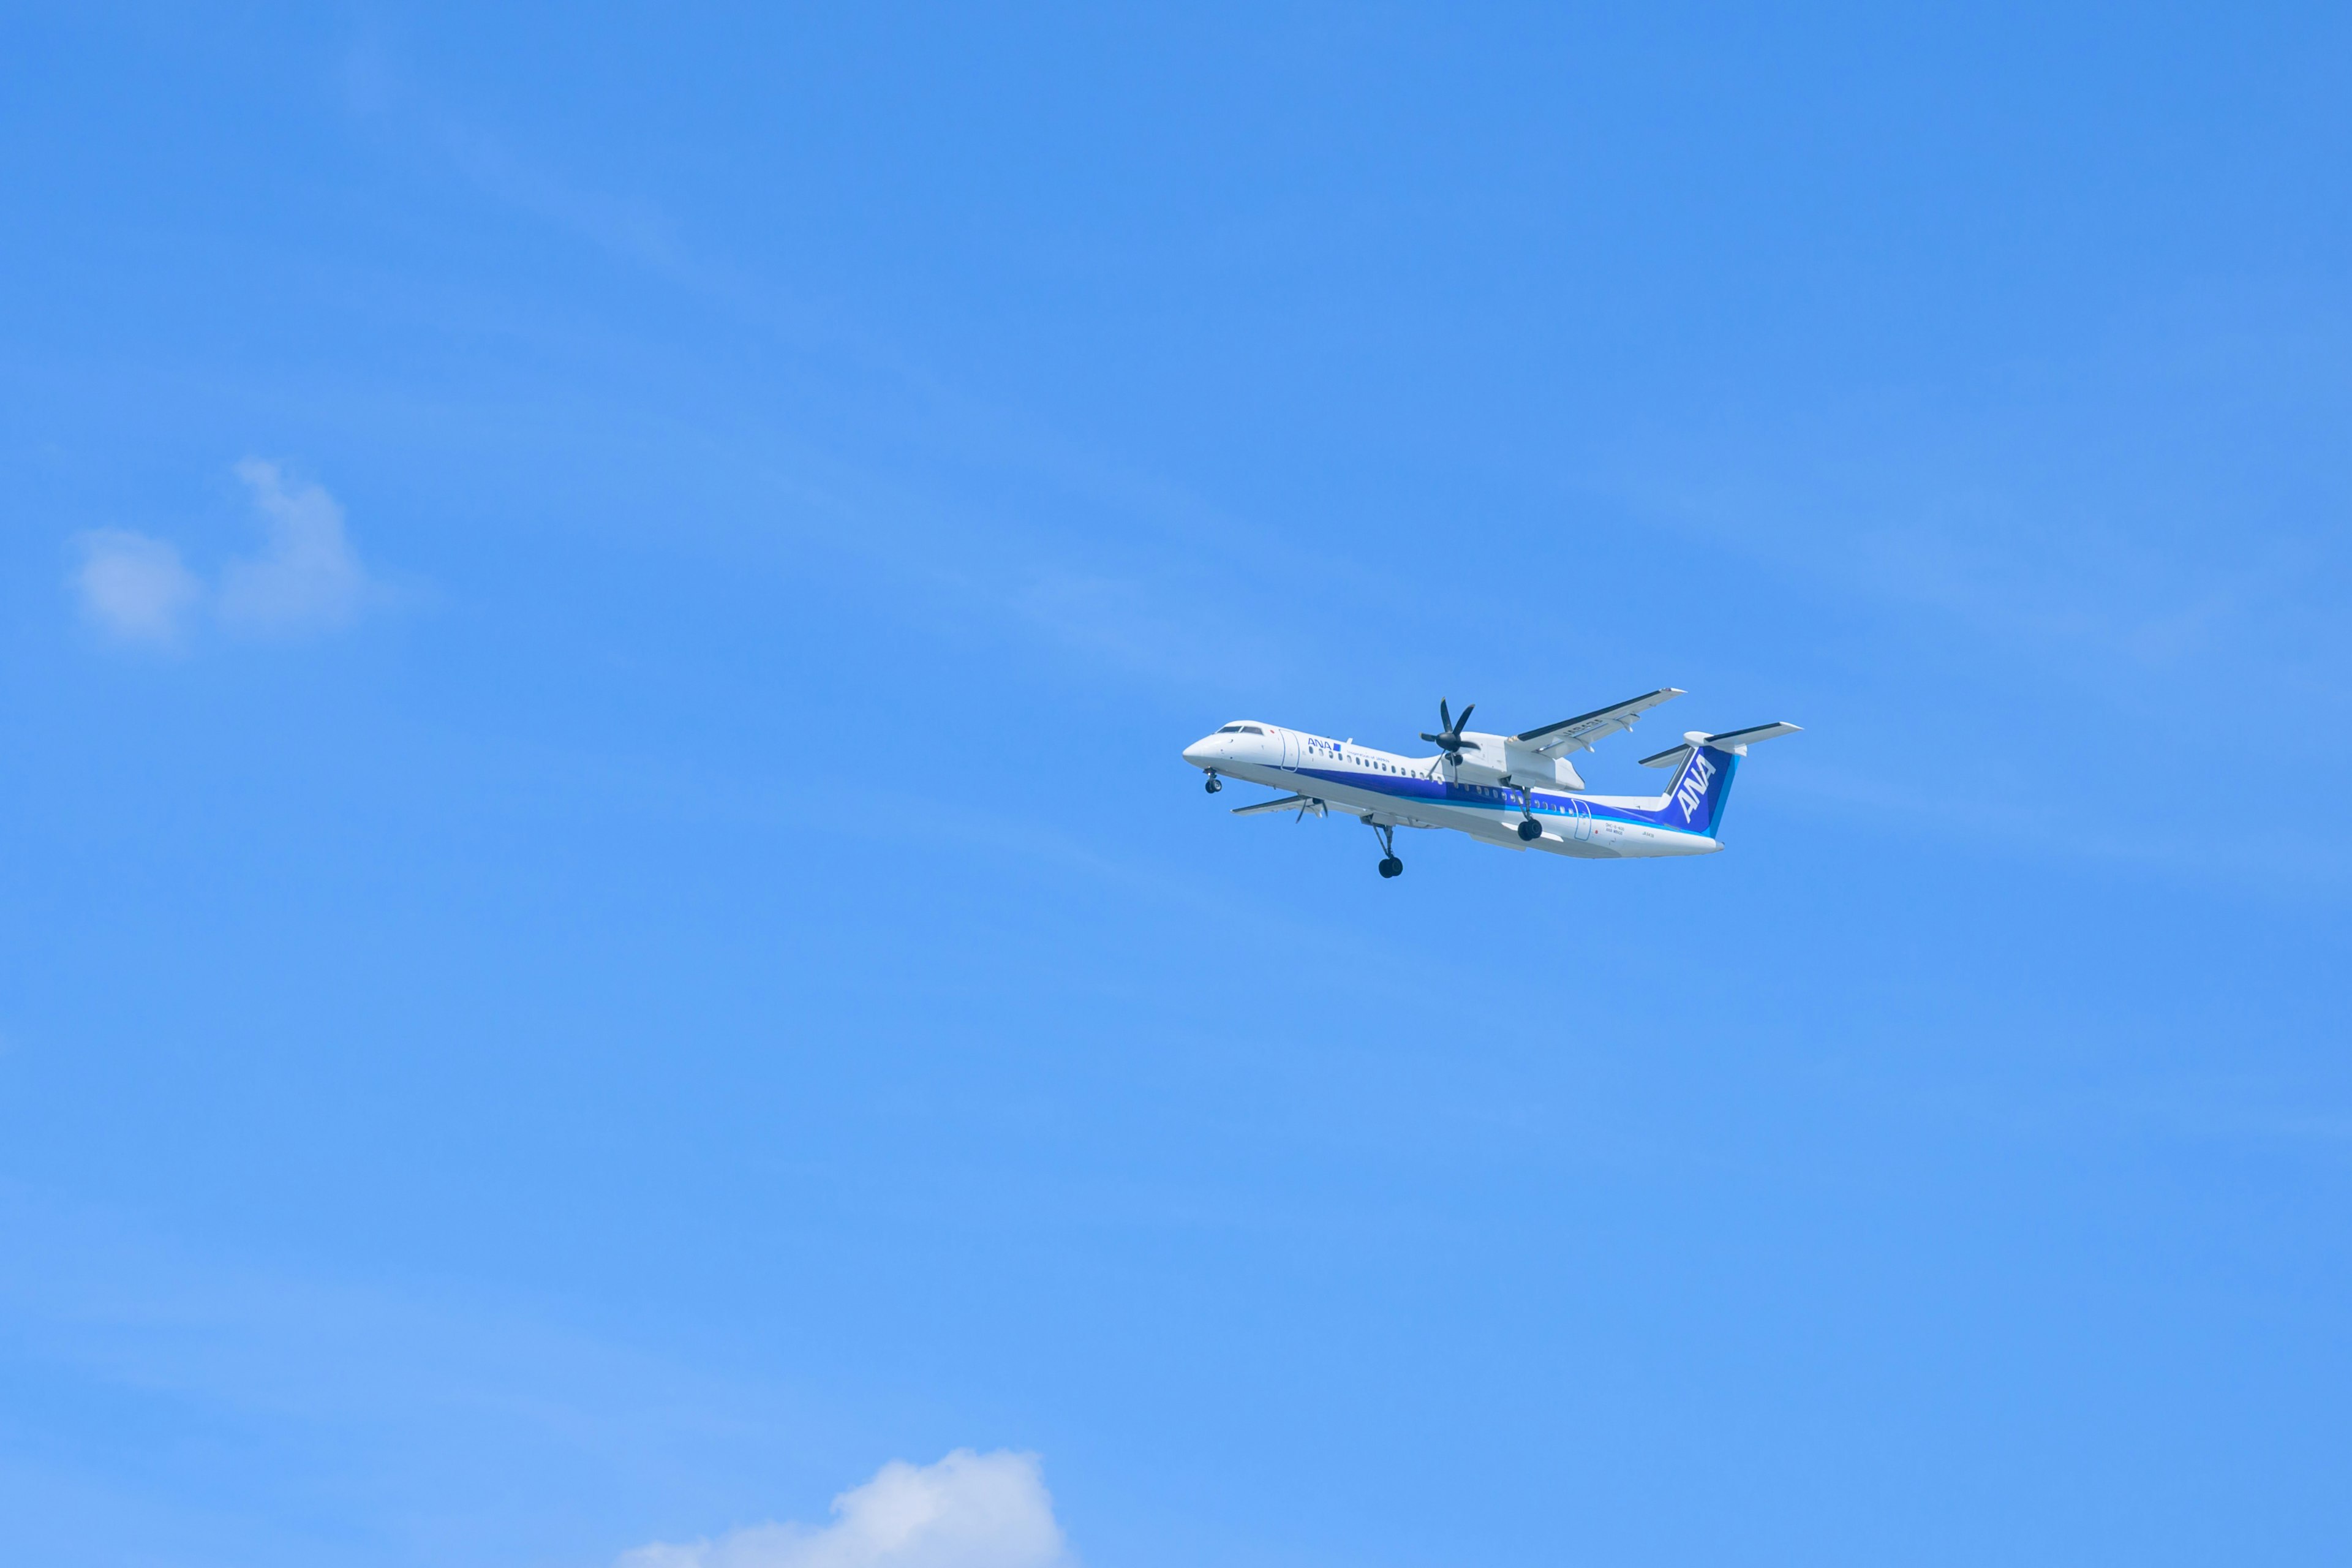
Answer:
[1378,856,1403,878]
[1204,774,1223,794]
[1517,817,1542,842]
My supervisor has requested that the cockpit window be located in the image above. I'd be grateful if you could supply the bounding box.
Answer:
[1217,725,1243,733]
[1241,725,1265,734]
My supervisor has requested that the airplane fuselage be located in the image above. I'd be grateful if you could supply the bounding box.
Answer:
[1182,722,1725,859]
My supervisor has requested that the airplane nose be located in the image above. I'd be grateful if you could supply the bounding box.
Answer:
[1182,738,1214,767]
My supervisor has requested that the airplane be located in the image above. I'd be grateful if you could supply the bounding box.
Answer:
[1181,690,1799,877]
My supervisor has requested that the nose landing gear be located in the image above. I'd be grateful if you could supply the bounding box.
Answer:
[1204,771,1223,794]
[1365,817,1403,878]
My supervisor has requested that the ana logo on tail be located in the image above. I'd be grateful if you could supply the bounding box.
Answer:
[1675,752,1717,823]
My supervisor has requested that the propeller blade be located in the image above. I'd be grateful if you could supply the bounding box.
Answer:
[1422,696,1480,760]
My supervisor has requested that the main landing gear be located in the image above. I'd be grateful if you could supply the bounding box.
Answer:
[1513,784,1543,841]
[1366,817,1404,879]
[1204,771,1223,794]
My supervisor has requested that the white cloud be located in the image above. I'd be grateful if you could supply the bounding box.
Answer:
[72,529,203,646]
[617,1450,1069,1568]
[216,459,370,633]
[68,461,382,649]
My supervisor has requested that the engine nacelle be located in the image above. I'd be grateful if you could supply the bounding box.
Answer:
[1448,733,1587,791]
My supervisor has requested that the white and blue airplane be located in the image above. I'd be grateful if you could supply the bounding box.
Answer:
[1183,691,1798,877]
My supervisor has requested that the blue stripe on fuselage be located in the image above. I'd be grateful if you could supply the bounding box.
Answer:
[1289,766,1708,834]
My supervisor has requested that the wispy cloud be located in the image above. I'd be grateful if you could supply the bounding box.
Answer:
[69,461,381,648]
[71,530,203,646]
[216,459,371,634]
[617,1450,1069,1568]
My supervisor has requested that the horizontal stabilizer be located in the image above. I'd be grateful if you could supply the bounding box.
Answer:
[1232,793,1327,818]
[1701,721,1803,752]
[1514,688,1683,755]
[1640,721,1804,768]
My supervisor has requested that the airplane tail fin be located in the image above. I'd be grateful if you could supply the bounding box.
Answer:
[1637,723,1801,837]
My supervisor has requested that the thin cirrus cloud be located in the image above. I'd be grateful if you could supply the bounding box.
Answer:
[617,1449,1070,1568]
[72,460,377,646]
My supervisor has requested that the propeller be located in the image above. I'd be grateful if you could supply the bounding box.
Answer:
[1419,698,1480,764]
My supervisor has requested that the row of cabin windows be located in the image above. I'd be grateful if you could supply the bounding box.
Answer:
[1267,752,1610,814]
[1232,736,1562,787]
[1303,758,1599,812]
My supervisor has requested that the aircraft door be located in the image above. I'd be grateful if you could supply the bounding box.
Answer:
[1570,798,1595,843]
[1281,729,1298,770]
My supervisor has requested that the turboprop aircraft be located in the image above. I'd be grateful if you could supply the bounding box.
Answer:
[1181,690,1798,877]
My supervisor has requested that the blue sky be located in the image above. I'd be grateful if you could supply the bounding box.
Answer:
[4,5,2351,1565]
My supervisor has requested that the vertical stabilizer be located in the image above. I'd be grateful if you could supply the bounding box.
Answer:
[1637,722,1801,837]
[1663,739,1740,837]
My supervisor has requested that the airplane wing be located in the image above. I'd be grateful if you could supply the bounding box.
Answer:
[1231,793,1328,818]
[1640,722,1804,769]
[1513,688,1684,755]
